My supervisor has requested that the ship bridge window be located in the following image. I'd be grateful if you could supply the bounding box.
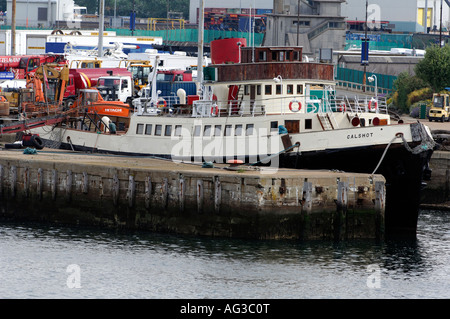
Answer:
[276,84,282,95]
[257,85,261,95]
[204,125,211,137]
[214,125,222,136]
[259,51,267,61]
[225,125,232,136]
[287,85,294,94]
[244,85,249,95]
[270,121,278,132]
[155,124,162,136]
[297,85,304,94]
[145,124,152,135]
[136,123,144,134]
[293,51,300,61]
[305,119,312,130]
[265,85,272,95]
[175,125,182,136]
[194,125,201,137]
[246,124,254,136]
[235,124,243,136]
[165,125,172,136]
[279,52,285,62]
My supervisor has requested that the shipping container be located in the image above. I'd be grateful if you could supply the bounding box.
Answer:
[0,31,9,55]
[26,35,47,55]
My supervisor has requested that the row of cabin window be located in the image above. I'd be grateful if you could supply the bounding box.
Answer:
[258,50,301,62]
[136,123,256,137]
[243,84,304,96]
[136,119,314,137]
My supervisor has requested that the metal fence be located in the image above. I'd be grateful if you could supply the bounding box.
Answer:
[111,28,265,46]
[335,67,396,96]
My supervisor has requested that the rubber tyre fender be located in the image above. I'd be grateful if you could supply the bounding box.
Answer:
[4,143,22,149]
[31,135,44,150]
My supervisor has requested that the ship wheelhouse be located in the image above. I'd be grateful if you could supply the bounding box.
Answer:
[203,45,336,116]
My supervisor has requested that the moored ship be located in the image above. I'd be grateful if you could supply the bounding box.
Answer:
[28,38,435,238]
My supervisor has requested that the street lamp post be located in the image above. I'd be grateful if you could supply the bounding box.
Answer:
[368,75,378,112]
[368,75,377,99]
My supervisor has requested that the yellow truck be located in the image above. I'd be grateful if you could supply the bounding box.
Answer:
[428,93,450,122]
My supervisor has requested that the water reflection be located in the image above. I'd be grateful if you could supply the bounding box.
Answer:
[0,209,449,298]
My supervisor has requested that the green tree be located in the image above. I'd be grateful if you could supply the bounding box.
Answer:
[415,44,450,92]
[74,0,189,19]
[392,72,428,112]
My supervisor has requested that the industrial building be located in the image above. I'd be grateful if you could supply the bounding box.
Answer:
[342,0,450,33]
[6,0,78,28]
[263,0,346,55]
[188,0,273,24]
[189,0,347,55]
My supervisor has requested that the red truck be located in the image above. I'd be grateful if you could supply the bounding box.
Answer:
[0,54,66,79]
[64,68,133,106]
[156,69,193,82]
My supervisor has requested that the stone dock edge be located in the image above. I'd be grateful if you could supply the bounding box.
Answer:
[0,148,387,240]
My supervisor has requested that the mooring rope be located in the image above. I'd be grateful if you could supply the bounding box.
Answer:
[372,123,436,175]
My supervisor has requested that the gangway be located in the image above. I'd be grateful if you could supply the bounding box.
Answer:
[0,113,70,135]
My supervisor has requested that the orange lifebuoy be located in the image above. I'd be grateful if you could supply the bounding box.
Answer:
[211,104,219,116]
[157,98,167,108]
[289,100,302,112]
[368,100,378,111]
[339,102,346,112]
[227,159,244,166]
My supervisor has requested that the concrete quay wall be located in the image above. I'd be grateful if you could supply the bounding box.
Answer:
[421,151,450,206]
[0,150,386,240]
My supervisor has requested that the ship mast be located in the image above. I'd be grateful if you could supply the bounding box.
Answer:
[98,0,105,57]
[197,0,204,96]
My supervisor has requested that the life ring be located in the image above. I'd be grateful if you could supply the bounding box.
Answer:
[289,100,302,112]
[157,98,167,108]
[368,99,378,111]
[211,104,219,116]
[339,102,346,112]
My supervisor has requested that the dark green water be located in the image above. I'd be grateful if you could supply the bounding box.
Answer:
[0,209,449,299]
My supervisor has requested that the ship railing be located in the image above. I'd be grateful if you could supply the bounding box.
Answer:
[331,95,389,115]
[192,100,267,118]
[136,94,391,118]
[133,95,183,115]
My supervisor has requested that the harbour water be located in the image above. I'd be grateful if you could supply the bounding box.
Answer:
[0,209,449,299]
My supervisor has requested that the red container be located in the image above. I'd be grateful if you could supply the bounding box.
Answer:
[187,95,200,105]
[210,38,247,64]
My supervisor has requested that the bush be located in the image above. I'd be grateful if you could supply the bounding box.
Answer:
[392,72,429,112]
[406,87,432,107]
